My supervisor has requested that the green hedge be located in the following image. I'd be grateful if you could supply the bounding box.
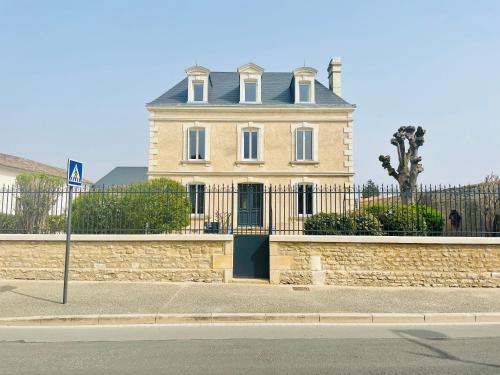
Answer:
[303,212,383,235]
[0,213,22,233]
[72,178,191,234]
[364,204,438,236]
[417,205,445,235]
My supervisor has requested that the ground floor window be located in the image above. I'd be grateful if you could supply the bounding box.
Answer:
[188,184,205,214]
[297,184,313,215]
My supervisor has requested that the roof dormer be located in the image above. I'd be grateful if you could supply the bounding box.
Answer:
[186,65,210,103]
[293,67,317,104]
[238,63,264,104]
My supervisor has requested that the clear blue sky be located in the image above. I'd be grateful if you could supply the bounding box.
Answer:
[1,0,499,185]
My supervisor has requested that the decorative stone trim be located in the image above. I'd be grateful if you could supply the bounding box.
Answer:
[0,234,233,242]
[270,235,500,245]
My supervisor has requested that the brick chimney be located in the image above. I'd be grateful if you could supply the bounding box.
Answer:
[327,57,342,97]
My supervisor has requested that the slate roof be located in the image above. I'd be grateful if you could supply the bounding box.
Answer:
[94,167,148,187]
[147,72,354,107]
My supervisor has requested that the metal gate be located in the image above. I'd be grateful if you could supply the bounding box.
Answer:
[233,235,269,279]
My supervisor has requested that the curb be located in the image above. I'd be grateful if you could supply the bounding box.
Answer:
[1,313,500,326]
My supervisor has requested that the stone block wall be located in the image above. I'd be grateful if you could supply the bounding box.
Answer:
[0,235,233,282]
[270,236,500,287]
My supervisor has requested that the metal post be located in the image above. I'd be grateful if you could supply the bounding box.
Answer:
[268,185,273,235]
[62,185,73,304]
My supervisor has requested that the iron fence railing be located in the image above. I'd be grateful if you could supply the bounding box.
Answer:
[0,184,499,236]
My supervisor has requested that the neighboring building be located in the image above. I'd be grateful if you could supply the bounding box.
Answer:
[0,153,73,187]
[94,167,148,187]
[146,59,355,227]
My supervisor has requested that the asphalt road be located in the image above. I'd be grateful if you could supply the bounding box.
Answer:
[1,324,500,375]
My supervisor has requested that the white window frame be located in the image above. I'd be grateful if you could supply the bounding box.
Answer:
[187,183,205,215]
[182,122,211,162]
[296,183,315,216]
[192,81,205,102]
[237,122,264,162]
[243,80,258,103]
[298,82,311,103]
[290,122,319,163]
[242,129,259,160]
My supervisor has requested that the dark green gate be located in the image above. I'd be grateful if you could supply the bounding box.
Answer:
[233,235,269,279]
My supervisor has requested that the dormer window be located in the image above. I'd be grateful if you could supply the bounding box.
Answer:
[193,82,204,102]
[244,81,257,102]
[185,65,209,103]
[238,63,264,103]
[299,82,311,103]
[293,67,317,104]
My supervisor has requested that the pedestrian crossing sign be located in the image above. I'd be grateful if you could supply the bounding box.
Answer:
[67,159,83,187]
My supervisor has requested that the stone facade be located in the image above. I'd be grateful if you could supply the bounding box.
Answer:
[270,236,500,287]
[0,235,233,282]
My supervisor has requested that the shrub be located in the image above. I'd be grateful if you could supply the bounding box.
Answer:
[71,178,191,234]
[72,191,127,234]
[15,172,64,233]
[417,205,444,235]
[364,204,428,236]
[0,213,22,233]
[44,215,66,234]
[303,212,382,235]
[120,179,191,234]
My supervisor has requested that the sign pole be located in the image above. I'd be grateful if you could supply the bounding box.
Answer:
[63,185,73,304]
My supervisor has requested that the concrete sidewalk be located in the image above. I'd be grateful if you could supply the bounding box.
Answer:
[2,280,500,318]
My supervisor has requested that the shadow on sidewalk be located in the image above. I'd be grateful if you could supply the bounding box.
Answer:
[1,284,60,304]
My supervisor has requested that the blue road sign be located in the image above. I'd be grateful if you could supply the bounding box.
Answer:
[67,159,83,187]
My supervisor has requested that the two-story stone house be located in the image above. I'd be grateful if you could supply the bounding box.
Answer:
[146,59,355,229]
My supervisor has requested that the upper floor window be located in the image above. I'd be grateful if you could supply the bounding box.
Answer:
[193,82,204,102]
[296,128,313,161]
[244,82,257,102]
[299,82,311,103]
[297,184,314,215]
[188,128,205,160]
[188,184,205,214]
[243,129,259,160]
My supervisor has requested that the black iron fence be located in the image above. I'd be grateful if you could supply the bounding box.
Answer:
[1,184,499,236]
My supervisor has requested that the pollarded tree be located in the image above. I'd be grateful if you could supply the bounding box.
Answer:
[378,125,426,204]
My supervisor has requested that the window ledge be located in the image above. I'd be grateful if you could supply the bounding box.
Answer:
[181,160,211,166]
[235,160,265,166]
[290,161,319,166]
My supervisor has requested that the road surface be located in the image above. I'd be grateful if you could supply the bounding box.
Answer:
[1,324,500,374]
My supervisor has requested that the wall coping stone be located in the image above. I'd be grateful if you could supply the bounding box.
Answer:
[270,235,500,245]
[0,234,233,242]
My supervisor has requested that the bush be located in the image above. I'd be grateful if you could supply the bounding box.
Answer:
[0,213,22,233]
[303,212,383,235]
[71,178,191,234]
[120,179,191,234]
[417,205,444,235]
[364,204,428,236]
[44,215,66,234]
[15,172,64,233]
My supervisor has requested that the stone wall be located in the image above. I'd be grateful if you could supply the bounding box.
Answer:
[270,236,500,287]
[0,235,233,282]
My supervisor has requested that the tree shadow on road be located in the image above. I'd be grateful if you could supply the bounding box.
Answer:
[392,329,500,370]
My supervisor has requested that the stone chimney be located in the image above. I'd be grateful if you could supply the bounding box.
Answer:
[327,57,342,97]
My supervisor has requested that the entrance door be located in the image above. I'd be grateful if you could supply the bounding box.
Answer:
[238,184,263,227]
[233,235,269,279]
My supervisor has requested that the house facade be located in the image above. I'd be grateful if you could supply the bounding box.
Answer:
[146,59,355,228]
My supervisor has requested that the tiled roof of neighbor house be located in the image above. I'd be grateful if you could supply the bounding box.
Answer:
[147,72,354,107]
[0,153,93,183]
[94,167,148,187]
